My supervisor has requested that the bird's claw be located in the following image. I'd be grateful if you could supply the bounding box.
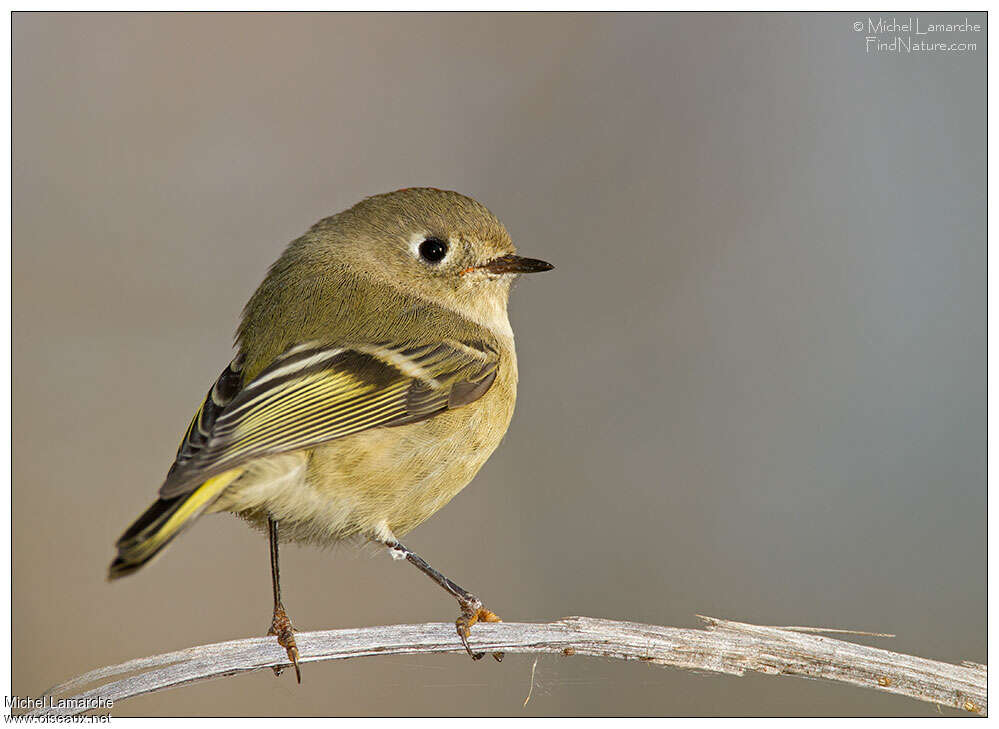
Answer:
[455,596,503,661]
[268,604,302,683]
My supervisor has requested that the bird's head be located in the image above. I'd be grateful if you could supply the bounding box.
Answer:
[318,188,553,333]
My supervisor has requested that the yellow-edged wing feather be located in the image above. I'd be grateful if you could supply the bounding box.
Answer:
[109,468,245,579]
[158,340,499,499]
[109,339,498,579]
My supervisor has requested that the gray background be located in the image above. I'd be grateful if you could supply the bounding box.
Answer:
[13,12,985,717]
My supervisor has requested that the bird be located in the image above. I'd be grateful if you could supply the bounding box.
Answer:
[107,187,553,682]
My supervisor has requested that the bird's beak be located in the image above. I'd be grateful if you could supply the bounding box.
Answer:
[475,254,554,275]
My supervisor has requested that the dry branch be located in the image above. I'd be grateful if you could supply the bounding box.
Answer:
[32,616,986,716]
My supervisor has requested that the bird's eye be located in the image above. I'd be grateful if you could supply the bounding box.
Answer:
[418,237,449,264]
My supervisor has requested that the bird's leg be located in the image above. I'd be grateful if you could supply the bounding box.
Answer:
[266,517,301,683]
[384,539,503,661]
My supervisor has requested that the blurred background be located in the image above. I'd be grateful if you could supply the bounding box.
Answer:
[13,12,985,717]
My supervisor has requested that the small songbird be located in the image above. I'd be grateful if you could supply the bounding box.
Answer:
[108,188,553,681]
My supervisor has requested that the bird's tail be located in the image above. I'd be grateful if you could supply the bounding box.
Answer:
[107,468,244,580]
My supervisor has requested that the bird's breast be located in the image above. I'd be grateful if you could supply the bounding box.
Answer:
[308,350,518,537]
[221,348,518,545]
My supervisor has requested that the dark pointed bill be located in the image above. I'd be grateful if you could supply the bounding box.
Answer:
[479,254,554,274]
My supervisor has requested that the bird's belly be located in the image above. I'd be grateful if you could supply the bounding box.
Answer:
[211,387,513,546]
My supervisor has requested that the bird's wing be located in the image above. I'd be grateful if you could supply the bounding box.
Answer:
[158,339,500,499]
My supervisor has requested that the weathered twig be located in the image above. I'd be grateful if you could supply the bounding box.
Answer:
[32,616,986,716]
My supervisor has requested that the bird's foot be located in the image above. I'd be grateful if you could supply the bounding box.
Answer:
[455,595,503,662]
[267,604,302,683]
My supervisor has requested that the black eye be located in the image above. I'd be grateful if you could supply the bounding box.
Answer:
[418,237,448,264]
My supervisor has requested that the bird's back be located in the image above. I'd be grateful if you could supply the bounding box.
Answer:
[207,241,520,544]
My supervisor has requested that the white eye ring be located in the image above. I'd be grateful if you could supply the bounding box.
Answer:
[409,233,451,265]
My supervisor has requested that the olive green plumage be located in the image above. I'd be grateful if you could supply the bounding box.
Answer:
[237,188,516,382]
[110,188,551,578]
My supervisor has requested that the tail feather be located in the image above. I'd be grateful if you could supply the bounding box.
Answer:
[108,468,244,580]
